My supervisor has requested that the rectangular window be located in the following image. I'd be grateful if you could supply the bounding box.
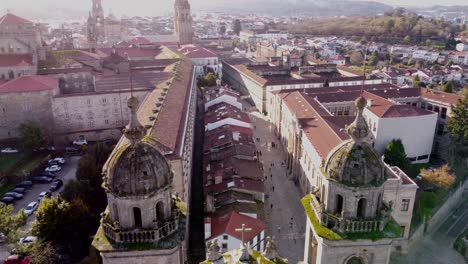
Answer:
[420,102,426,109]
[434,106,440,113]
[440,108,447,119]
[427,104,433,111]
[417,155,429,160]
[412,102,417,107]
[401,225,406,237]
[222,243,227,250]
[105,120,109,125]
[223,235,228,240]
[401,199,410,211]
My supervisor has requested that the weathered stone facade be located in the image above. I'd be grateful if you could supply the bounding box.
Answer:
[174,0,194,45]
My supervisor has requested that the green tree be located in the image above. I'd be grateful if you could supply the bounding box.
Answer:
[19,122,45,150]
[413,75,421,88]
[441,80,455,93]
[0,204,26,243]
[233,19,242,35]
[219,25,226,35]
[447,88,468,144]
[204,72,218,87]
[368,54,379,66]
[62,155,107,215]
[14,240,59,264]
[32,197,97,258]
[350,51,364,65]
[384,139,409,169]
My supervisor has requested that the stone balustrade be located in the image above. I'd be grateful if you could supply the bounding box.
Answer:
[342,219,385,233]
[102,214,179,244]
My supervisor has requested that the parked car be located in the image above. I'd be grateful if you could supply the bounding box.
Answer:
[3,255,30,264]
[24,202,39,216]
[18,236,37,245]
[50,179,63,192]
[38,191,51,200]
[0,197,14,205]
[3,192,23,200]
[32,176,52,184]
[73,136,87,146]
[11,188,26,194]
[65,146,80,154]
[45,165,61,172]
[15,181,33,189]
[39,171,56,178]
[1,148,19,154]
[49,157,65,165]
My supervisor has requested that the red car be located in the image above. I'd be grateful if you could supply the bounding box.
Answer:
[4,255,30,264]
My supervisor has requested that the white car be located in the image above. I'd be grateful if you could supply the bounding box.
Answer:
[24,201,39,216]
[45,165,61,172]
[73,138,88,146]
[19,235,38,245]
[48,157,66,165]
[1,148,19,154]
[38,191,51,201]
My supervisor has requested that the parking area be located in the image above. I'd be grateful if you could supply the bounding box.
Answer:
[8,155,80,218]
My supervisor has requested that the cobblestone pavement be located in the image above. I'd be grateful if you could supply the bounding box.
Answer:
[245,103,306,263]
[391,197,468,264]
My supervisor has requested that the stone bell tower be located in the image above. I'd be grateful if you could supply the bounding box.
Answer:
[91,0,105,41]
[174,0,194,45]
[303,96,401,264]
[92,96,187,264]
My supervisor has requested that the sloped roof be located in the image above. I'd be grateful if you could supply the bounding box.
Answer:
[0,13,33,26]
[209,211,265,241]
[0,76,58,93]
[0,54,33,67]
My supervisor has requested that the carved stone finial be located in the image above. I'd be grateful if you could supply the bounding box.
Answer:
[123,96,146,143]
[207,239,222,261]
[262,236,279,260]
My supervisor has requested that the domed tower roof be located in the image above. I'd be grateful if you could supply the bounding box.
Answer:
[323,96,385,186]
[104,96,173,197]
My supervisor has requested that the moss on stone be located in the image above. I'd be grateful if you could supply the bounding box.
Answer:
[301,195,344,241]
[342,218,402,241]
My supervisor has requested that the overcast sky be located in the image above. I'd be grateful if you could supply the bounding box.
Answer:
[1,0,467,18]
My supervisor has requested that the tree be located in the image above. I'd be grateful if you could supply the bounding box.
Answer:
[384,139,409,169]
[403,35,411,44]
[14,240,60,264]
[0,204,26,243]
[219,25,226,35]
[350,51,364,65]
[441,80,455,93]
[413,75,421,88]
[447,88,468,144]
[62,155,107,215]
[32,197,97,258]
[420,164,456,189]
[368,53,379,66]
[233,19,241,35]
[19,122,45,150]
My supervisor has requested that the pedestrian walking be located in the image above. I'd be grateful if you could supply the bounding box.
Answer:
[277,227,281,233]
[294,238,296,244]
[272,186,275,192]
[270,174,273,178]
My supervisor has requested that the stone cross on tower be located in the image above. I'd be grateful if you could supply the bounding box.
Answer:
[235,224,252,247]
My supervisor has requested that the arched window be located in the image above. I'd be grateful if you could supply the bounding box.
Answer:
[156,202,165,222]
[346,256,365,264]
[357,198,367,218]
[113,204,119,222]
[336,194,344,216]
[133,207,142,228]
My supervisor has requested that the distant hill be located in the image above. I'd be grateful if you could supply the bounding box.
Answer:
[195,0,393,16]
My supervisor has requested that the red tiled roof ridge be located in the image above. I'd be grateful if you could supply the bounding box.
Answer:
[210,210,265,241]
[0,13,33,25]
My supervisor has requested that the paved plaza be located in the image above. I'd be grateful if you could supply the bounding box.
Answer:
[245,102,306,263]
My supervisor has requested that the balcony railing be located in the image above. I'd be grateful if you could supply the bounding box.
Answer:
[102,213,180,244]
[310,194,391,234]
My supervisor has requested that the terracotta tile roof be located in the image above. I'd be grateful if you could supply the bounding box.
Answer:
[420,88,462,105]
[0,76,58,93]
[205,178,264,195]
[209,211,265,241]
[96,47,161,59]
[0,13,32,26]
[0,54,34,67]
[150,57,194,157]
[205,102,251,125]
[179,47,218,58]
[370,104,435,118]
[232,64,268,86]
[205,157,263,184]
[282,92,345,159]
[130,37,151,45]
[204,126,254,153]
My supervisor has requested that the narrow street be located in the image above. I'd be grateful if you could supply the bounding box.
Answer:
[245,101,306,263]
[391,196,468,264]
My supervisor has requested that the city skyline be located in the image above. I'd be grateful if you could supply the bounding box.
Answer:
[1,0,468,19]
